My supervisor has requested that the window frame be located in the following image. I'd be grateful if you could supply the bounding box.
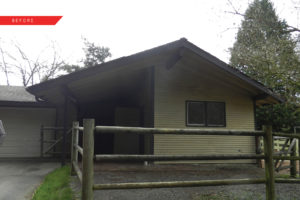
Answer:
[186,101,226,127]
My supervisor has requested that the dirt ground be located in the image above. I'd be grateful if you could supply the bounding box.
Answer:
[71,162,300,200]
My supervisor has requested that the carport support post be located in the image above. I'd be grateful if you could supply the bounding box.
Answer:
[263,125,275,200]
[82,119,94,200]
[71,121,79,176]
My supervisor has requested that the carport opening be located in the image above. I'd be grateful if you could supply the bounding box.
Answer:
[76,68,152,156]
[78,99,144,155]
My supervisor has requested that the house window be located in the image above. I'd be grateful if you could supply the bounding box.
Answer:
[186,101,226,127]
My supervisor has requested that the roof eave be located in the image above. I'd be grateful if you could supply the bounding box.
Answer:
[26,38,283,104]
[0,100,55,108]
[180,40,284,103]
[26,38,187,95]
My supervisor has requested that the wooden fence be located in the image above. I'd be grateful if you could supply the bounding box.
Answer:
[40,126,71,165]
[71,119,300,200]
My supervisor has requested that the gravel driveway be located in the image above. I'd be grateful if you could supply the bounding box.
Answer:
[71,163,300,200]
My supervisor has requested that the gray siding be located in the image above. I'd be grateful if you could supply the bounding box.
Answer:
[0,107,56,157]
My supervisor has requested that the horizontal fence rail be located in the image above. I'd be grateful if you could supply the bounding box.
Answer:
[95,154,266,162]
[95,126,265,136]
[273,156,300,160]
[70,119,300,200]
[275,178,300,184]
[74,127,84,132]
[42,126,65,131]
[93,178,266,190]
[92,178,300,190]
[273,132,300,139]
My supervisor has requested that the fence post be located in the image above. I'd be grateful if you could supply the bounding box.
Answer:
[40,125,44,158]
[299,137,300,176]
[71,121,79,176]
[82,119,94,200]
[263,125,275,200]
[290,139,297,177]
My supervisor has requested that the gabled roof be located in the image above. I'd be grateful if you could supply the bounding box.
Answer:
[27,38,283,104]
[0,85,53,107]
[0,86,36,102]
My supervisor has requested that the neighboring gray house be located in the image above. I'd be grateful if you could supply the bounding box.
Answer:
[0,86,55,158]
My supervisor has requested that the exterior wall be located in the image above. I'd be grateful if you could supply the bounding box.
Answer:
[154,62,255,163]
[0,107,56,157]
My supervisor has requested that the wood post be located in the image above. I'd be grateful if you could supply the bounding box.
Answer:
[40,125,44,158]
[290,139,297,177]
[71,121,79,176]
[299,138,300,176]
[82,119,94,200]
[255,136,262,167]
[263,125,275,200]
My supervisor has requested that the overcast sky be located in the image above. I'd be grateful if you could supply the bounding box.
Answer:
[0,0,299,85]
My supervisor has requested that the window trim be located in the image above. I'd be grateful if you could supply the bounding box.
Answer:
[186,101,226,127]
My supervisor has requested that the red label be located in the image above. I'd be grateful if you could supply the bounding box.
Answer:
[0,16,62,25]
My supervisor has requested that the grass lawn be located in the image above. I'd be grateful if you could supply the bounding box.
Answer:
[32,165,73,200]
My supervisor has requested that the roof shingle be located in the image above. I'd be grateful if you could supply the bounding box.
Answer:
[0,85,36,102]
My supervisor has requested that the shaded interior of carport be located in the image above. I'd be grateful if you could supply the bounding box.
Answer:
[74,67,153,155]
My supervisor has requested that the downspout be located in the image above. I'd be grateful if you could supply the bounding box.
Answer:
[62,94,68,166]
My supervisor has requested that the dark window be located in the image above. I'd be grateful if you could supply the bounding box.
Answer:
[206,102,225,126]
[186,101,225,127]
[187,101,205,126]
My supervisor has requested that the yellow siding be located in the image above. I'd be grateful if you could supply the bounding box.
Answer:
[154,62,256,163]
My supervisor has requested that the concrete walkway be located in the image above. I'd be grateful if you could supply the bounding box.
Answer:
[0,161,60,200]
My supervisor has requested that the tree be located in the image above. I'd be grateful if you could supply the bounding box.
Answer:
[256,103,300,132]
[229,0,300,131]
[0,40,65,86]
[0,38,112,85]
[230,0,300,101]
[83,38,111,67]
[226,0,300,34]
[60,38,111,73]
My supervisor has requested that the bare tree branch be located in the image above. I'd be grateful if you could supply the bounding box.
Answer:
[0,39,65,86]
[227,0,241,15]
[226,0,300,33]
[0,44,11,85]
